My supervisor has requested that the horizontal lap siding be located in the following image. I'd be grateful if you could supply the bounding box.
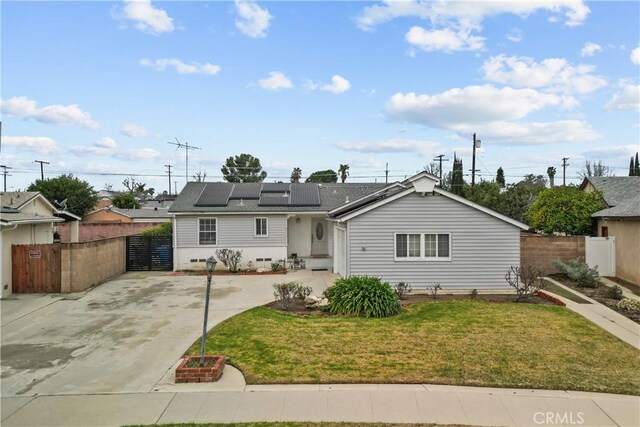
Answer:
[176,215,287,247]
[348,193,520,290]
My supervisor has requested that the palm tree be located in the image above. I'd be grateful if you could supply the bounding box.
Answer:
[290,167,302,183]
[338,164,349,183]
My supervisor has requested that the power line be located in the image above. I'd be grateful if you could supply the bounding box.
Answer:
[34,160,49,181]
[0,165,12,192]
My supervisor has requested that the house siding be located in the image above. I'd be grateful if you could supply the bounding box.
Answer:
[347,192,520,290]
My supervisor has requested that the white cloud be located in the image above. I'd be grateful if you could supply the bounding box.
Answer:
[72,137,161,161]
[482,54,607,94]
[605,83,640,112]
[337,139,441,156]
[356,0,590,30]
[0,96,99,129]
[582,145,640,160]
[306,75,351,94]
[3,136,60,155]
[257,71,293,91]
[506,28,523,43]
[468,120,600,145]
[235,0,273,38]
[386,85,574,128]
[580,42,602,57]
[139,58,221,75]
[116,0,174,35]
[405,26,485,52]
[120,123,156,138]
[631,46,640,65]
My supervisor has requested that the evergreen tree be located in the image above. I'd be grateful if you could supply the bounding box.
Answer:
[496,167,505,188]
[635,153,640,176]
[630,156,635,176]
[451,155,464,196]
[221,153,267,183]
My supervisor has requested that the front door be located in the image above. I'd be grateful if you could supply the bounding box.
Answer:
[311,219,328,256]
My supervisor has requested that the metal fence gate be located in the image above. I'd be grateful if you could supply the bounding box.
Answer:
[126,236,173,271]
[12,244,62,293]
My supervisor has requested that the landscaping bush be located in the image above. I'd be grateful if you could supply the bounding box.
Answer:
[293,284,313,300]
[553,258,600,288]
[616,298,640,312]
[469,289,478,299]
[271,261,285,272]
[605,285,624,300]
[215,249,242,273]
[505,265,545,301]
[273,282,298,310]
[326,276,400,318]
[139,222,172,236]
[393,282,412,300]
[427,283,442,299]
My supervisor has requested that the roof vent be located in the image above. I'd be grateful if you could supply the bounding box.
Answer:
[345,196,349,203]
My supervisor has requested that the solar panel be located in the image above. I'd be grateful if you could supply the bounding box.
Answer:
[261,183,291,193]
[258,193,290,206]
[230,183,261,199]
[194,183,233,206]
[290,184,321,206]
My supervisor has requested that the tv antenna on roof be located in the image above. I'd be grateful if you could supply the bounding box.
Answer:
[168,138,201,184]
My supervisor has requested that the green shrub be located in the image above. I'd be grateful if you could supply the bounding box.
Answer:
[326,276,400,318]
[139,222,172,236]
[616,298,640,312]
[605,285,624,300]
[215,249,242,273]
[293,285,313,300]
[553,258,600,288]
[273,282,298,310]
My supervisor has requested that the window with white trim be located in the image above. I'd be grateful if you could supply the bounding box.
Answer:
[255,217,268,237]
[199,218,217,245]
[395,233,451,260]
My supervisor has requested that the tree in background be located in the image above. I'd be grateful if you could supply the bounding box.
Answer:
[466,181,503,212]
[451,155,465,196]
[423,162,440,177]
[527,186,603,235]
[496,167,505,188]
[192,170,207,182]
[338,164,349,183]
[290,167,302,183]
[579,160,614,178]
[111,193,140,209]
[629,153,639,176]
[122,176,155,200]
[547,166,556,187]
[28,174,98,217]
[221,153,267,183]
[306,169,338,183]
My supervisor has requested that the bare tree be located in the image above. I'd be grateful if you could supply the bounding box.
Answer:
[422,162,440,177]
[192,170,207,182]
[579,160,614,178]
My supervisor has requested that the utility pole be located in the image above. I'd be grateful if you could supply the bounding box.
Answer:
[34,160,50,180]
[174,181,178,196]
[471,133,481,187]
[562,157,570,186]
[385,163,389,184]
[168,138,201,184]
[165,164,173,196]
[0,165,12,192]
[433,154,449,184]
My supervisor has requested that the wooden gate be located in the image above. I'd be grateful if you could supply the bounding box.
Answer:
[11,244,62,293]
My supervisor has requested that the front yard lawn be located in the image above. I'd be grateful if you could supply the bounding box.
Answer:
[187,300,640,395]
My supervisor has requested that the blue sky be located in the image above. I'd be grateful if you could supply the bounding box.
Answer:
[2,0,639,194]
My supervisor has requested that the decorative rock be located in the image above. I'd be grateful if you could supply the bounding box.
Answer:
[305,295,328,308]
[256,267,269,273]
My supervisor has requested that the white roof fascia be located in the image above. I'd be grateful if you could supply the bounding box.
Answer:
[433,188,529,230]
[3,217,64,225]
[334,188,416,221]
[171,211,327,216]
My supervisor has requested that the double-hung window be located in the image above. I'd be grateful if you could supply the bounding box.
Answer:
[199,218,217,245]
[255,217,268,237]
[395,233,451,260]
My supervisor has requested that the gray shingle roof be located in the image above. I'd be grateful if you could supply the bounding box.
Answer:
[0,192,41,209]
[169,182,387,213]
[586,177,640,218]
[110,207,172,219]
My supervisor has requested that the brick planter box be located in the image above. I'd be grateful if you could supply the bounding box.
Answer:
[175,355,225,383]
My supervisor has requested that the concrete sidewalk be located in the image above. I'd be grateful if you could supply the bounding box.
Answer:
[544,277,640,349]
[2,383,638,427]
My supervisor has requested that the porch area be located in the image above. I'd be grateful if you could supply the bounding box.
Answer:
[287,215,333,271]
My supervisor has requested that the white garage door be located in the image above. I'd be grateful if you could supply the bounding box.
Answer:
[334,227,347,277]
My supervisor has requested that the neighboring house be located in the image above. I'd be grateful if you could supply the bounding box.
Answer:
[580,176,640,285]
[95,189,121,209]
[170,173,528,290]
[0,192,80,298]
[140,199,173,210]
[83,206,171,223]
[169,181,386,271]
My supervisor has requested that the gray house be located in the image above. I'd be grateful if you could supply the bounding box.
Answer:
[329,172,528,290]
[168,182,385,271]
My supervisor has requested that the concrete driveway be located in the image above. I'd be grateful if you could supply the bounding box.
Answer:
[0,270,335,397]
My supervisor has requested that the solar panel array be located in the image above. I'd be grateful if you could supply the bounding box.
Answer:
[194,183,233,206]
[258,193,291,206]
[290,184,321,206]
[229,183,261,199]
